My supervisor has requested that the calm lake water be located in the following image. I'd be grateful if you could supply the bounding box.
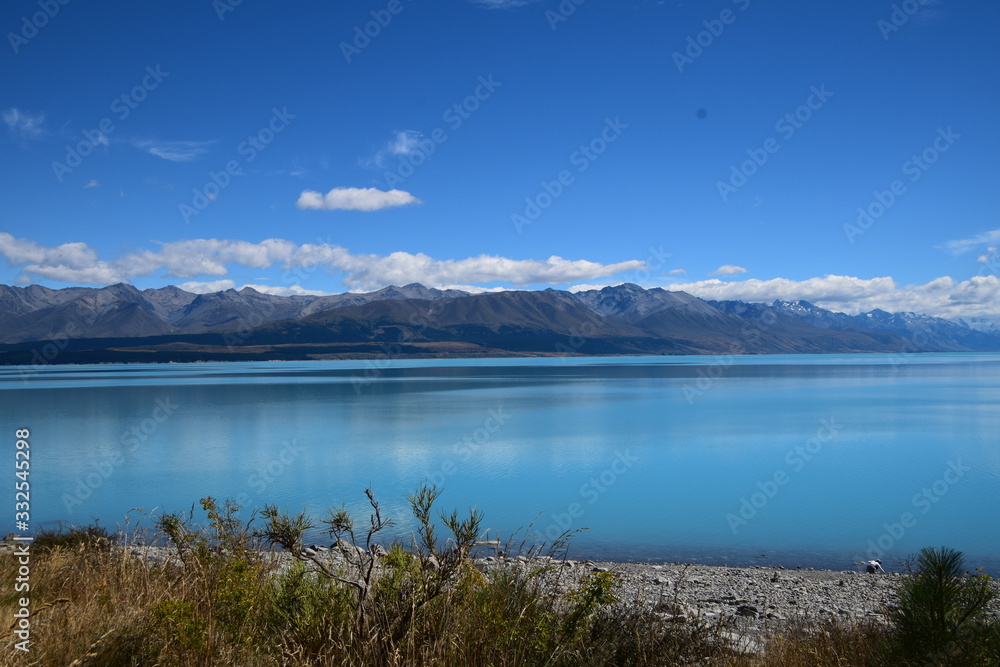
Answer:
[4,354,999,573]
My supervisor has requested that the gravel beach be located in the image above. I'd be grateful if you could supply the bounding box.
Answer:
[118,544,1000,646]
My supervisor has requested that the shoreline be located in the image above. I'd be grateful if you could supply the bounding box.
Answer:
[6,350,998,368]
[112,544,1000,641]
[9,536,998,654]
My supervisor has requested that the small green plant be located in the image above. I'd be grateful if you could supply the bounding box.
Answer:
[155,496,261,566]
[150,599,207,652]
[887,546,998,665]
[33,521,115,552]
[561,571,620,639]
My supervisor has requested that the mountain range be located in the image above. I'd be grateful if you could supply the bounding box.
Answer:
[1,282,998,365]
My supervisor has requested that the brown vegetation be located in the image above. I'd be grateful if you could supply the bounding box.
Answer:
[1,491,997,666]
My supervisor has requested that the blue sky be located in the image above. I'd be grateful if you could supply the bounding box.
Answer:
[2,0,999,318]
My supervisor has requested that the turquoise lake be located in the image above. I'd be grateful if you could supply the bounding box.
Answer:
[3,354,999,573]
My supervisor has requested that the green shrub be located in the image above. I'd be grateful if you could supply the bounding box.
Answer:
[886,546,998,665]
[33,522,115,552]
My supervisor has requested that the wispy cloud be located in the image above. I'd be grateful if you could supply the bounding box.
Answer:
[289,158,307,177]
[365,130,424,169]
[942,229,1000,255]
[267,158,310,178]
[2,108,47,144]
[296,187,421,212]
[667,268,687,275]
[710,264,747,276]
[84,180,100,188]
[131,139,214,162]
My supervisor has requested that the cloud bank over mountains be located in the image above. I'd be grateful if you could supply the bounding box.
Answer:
[1,232,998,319]
[666,274,1000,319]
[0,233,643,293]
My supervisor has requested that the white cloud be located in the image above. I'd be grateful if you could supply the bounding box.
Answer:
[322,252,644,290]
[182,281,332,298]
[0,234,645,292]
[942,229,1000,255]
[436,285,509,294]
[5,232,1000,318]
[0,232,125,284]
[567,283,613,293]
[669,274,1000,318]
[710,265,747,276]
[2,108,46,144]
[131,139,213,162]
[241,283,332,297]
[178,280,236,294]
[296,187,421,212]
[84,180,100,188]
[667,268,687,275]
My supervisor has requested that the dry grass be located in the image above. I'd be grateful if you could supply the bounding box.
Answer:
[1,504,996,667]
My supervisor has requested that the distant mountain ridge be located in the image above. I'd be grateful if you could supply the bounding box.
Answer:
[0,282,465,343]
[0,282,998,364]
